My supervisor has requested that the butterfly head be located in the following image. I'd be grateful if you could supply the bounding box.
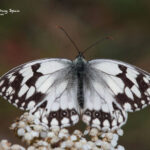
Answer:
[74,53,87,66]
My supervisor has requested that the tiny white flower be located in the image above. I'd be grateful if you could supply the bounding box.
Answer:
[27,146,35,150]
[93,147,102,150]
[70,135,77,141]
[36,140,48,146]
[61,140,73,148]
[113,134,119,142]
[26,114,35,123]
[24,133,33,141]
[47,131,55,138]
[18,121,26,128]
[10,123,17,130]
[105,133,113,141]
[117,145,125,150]
[101,133,105,138]
[34,118,40,125]
[25,125,32,132]
[117,129,124,136]
[82,143,92,150]
[31,131,39,138]
[40,131,47,138]
[51,126,60,134]
[0,140,11,149]
[87,141,95,148]
[53,148,63,150]
[11,144,25,150]
[84,129,89,135]
[51,136,60,144]
[59,129,69,139]
[75,141,83,149]
[95,139,102,146]
[80,138,87,143]
[39,147,48,150]
[17,128,25,136]
[89,128,99,136]
[111,139,118,147]
[33,124,43,131]
[101,141,111,150]
[73,130,82,137]
[60,128,69,134]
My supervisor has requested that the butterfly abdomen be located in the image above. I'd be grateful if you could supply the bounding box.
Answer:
[74,56,87,109]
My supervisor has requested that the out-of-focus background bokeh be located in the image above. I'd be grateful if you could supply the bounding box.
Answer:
[0,0,150,149]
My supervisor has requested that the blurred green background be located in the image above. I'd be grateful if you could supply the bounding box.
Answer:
[0,0,150,149]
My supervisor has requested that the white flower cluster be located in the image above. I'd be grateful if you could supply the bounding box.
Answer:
[0,140,25,150]
[0,112,125,150]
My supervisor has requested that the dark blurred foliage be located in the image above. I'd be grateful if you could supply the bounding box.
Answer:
[0,0,150,149]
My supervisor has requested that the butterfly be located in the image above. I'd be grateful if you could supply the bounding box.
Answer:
[0,28,150,131]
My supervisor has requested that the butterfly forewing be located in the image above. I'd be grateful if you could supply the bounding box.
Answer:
[82,59,150,130]
[0,58,80,127]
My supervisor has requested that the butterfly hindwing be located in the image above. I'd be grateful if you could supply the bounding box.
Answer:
[82,70,128,130]
[82,59,150,130]
[0,58,80,127]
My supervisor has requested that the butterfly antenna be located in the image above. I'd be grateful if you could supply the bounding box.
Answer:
[81,36,113,55]
[57,25,81,54]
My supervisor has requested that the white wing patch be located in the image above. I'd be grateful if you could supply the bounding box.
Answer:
[18,84,29,97]
[37,61,66,74]
[92,61,122,75]
[26,86,35,99]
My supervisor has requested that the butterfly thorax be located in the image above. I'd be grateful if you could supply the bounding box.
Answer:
[73,56,87,108]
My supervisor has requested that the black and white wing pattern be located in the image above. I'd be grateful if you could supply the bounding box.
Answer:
[82,59,150,130]
[0,59,79,127]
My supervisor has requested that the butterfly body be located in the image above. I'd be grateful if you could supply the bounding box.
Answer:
[73,54,87,108]
[0,55,150,130]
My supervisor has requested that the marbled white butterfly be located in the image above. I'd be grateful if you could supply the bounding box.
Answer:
[0,28,150,131]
